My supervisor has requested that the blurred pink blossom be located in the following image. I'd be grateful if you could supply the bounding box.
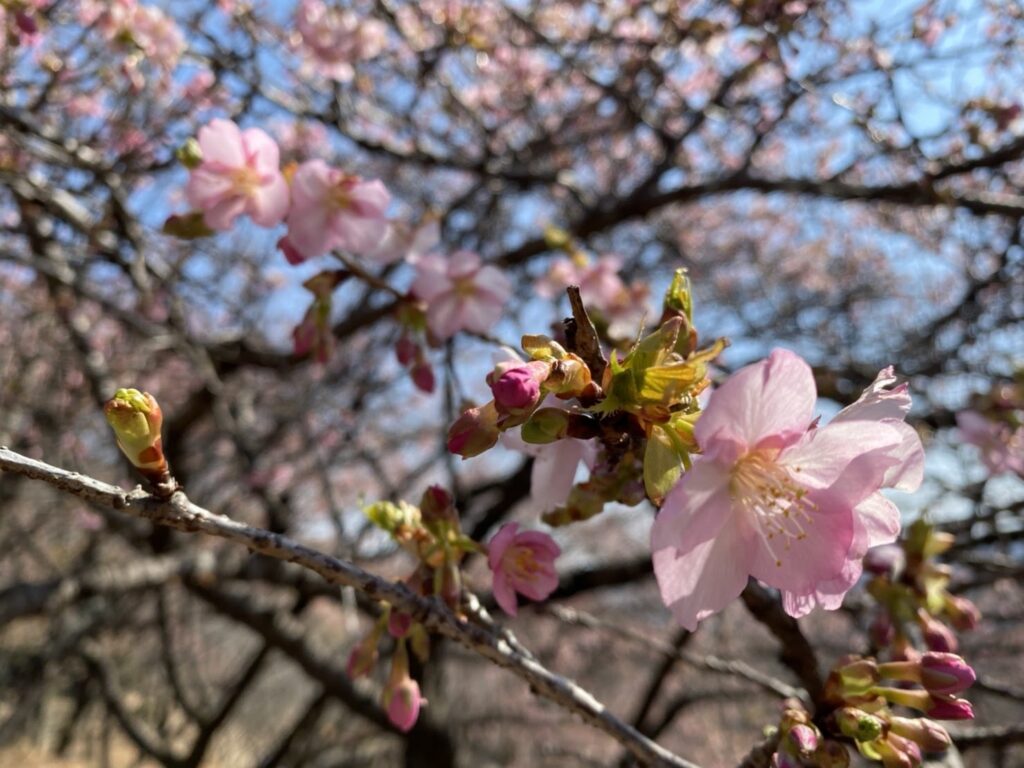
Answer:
[956,410,1024,476]
[285,160,390,259]
[411,251,511,339]
[295,0,387,81]
[185,119,289,231]
[487,522,560,616]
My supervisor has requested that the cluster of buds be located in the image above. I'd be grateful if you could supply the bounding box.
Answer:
[770,700,848,768]
[821,653,974,767]
[955,374,1024,477]
[103,388,176,498]
[364,486,480,609]
[346,605,430,733]
[352,486,482,731]
[866,519,980,656]
[448,270,726,526]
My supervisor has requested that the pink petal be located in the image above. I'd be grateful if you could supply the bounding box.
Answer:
[513,569,559,601]
[290,159,334,205]
[515,531,561,559]
[248,173,290,227]
[203,194,248,231]
[650,458,733,557]
[241,126,281,173]
[425,293,465,339]
[834,367,910,423]
[487,522,518,571]
[457,296,503,334]
[330,213,389,254]
[492,572,519,616]
[286,203,332,258]
[348,178,390,217]
[474,264,512,300]
[779,420,904,492]
[531,439,589,510]
[197,118,245,167]
[653,522,753,631]
[747,463,872,595]
[411,255,451,302]
[695,349,816,452]
[447,250,481,278]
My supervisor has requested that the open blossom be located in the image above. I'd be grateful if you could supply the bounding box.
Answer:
[285,160,390,259]
[411,251,511,339]
[955,411,1024,476]
[295,0,387,81]
[488,523,560,616]
[652,350,923,630]
[185,119,289,231]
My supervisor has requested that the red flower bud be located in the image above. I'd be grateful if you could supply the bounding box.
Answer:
[919,652,975,696]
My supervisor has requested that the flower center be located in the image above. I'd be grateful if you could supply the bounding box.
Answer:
[506,546,543,580]
[231,166,262,196]
[730,450,816,566]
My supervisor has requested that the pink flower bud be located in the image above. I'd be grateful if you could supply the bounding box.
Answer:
[870,612,895,647]
[488,361,549,411]
[447,402,500,458]
[346,637,379,679]
[411,361,435,394]
[864,543,905,576]
[919,653,975,696]
[395,336,418,366]
[388,612,413,639]
[487,523,560,616]
[888,717,952,752]
[786,723,818,753]
[919,612,958,653]
[385,677,423,733]
[881,734,922,768]
[278,235,307,266]
[945,595,981,631]
[926,695,974,721]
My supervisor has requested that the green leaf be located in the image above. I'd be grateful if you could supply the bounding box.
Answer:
[644,426,684,506]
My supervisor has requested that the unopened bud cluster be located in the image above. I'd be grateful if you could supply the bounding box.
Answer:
[818,653,974,767]
[104,388,176,497]
[447,270,726,526]
[866,519,980,656]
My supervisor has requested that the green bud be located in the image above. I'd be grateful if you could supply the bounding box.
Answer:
[521,408,570,444]
[176,137,203,169]
[836,707,885,742]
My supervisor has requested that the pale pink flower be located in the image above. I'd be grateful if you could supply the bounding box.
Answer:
[501,418,598,511]
[185,119,289,231]
[295,0,387,81]
[783,366,925,617]
[956,411,1024,476]
[652,350,921,630]
[285,160,390,259]
[411,251,511,339]
[488,523,560,616]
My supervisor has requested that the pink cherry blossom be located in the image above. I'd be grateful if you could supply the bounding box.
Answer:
[411,251,511,339]
[652,350,922,630]
[185,119,289,231]
[284,160,390,259]
[487,522,560,616]
[295,0,387,82]
[956,410,1024,476]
